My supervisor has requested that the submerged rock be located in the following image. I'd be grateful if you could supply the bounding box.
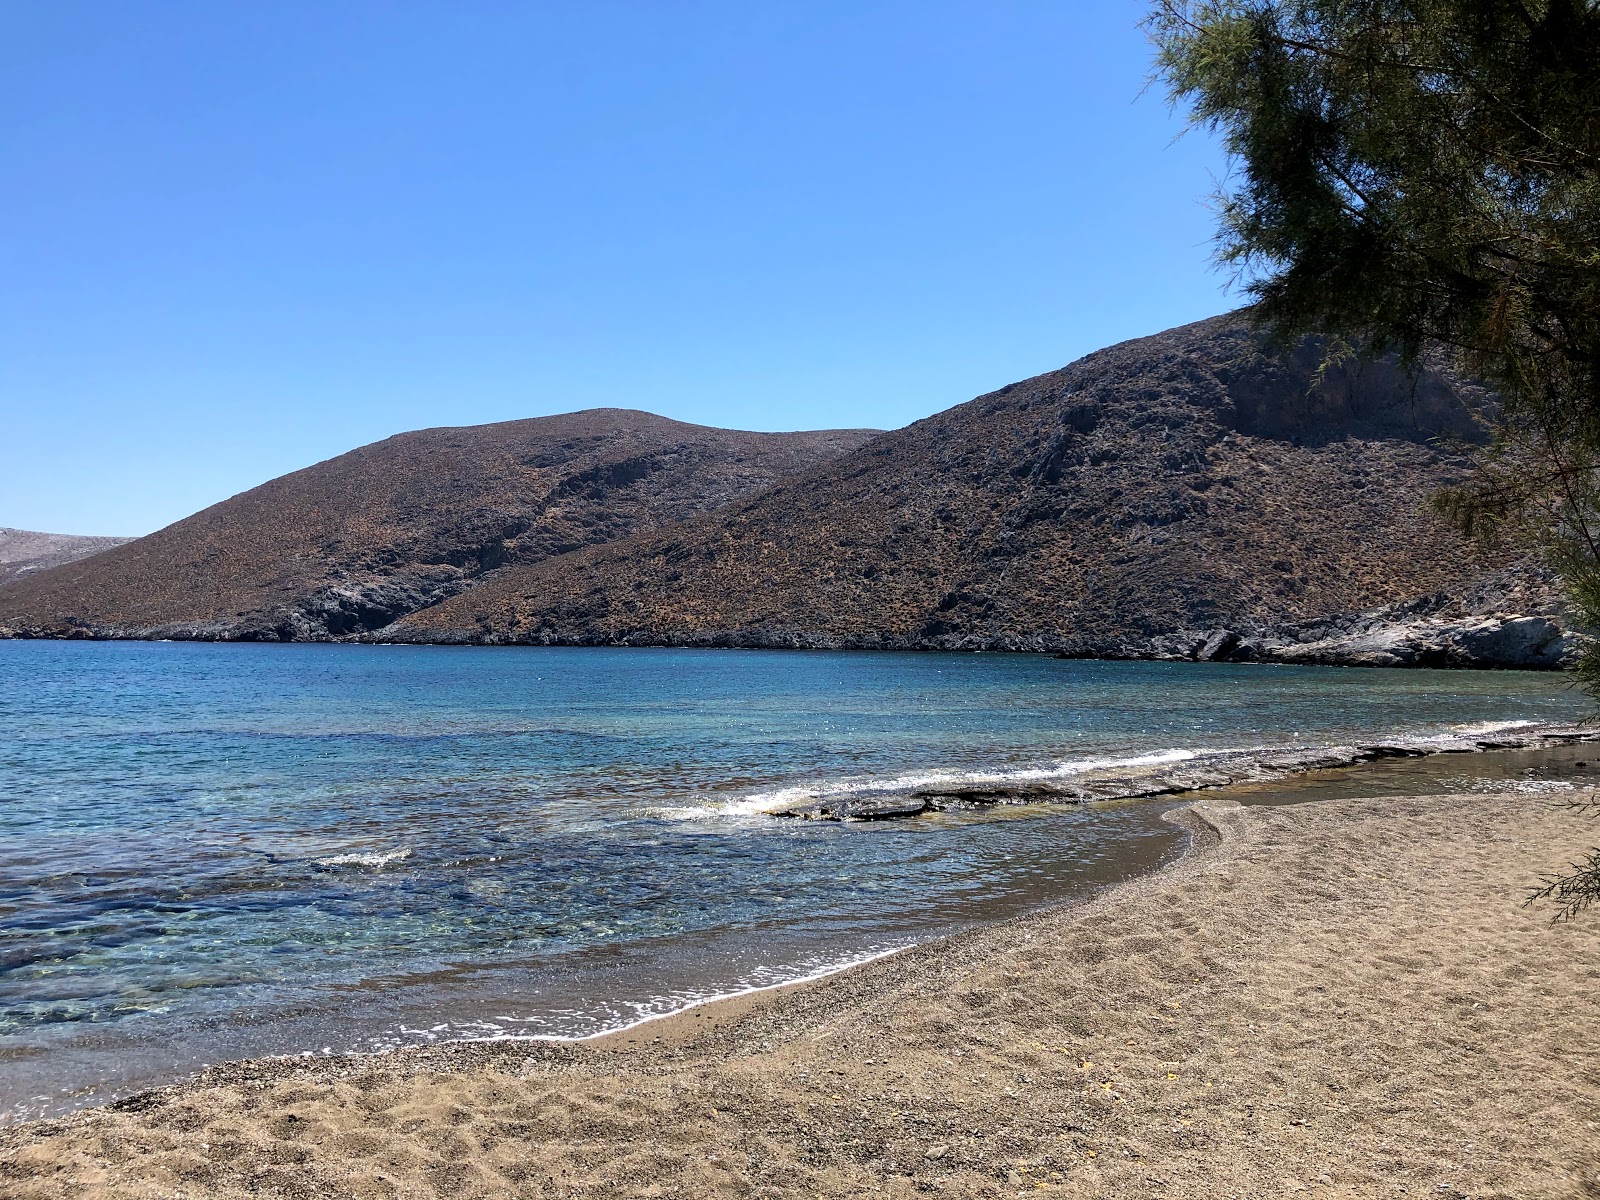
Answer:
[843,797,930,820]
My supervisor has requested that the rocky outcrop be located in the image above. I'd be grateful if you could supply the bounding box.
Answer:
[0,412,878,641]
[1110,568,1582,669]
[0,528,130,587]
[385,312,1556,663]
[1244,613,1575,669]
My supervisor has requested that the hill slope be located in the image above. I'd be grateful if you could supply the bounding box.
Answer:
[387,314,1545,660]
[0,529,131,587]
[0,412,877,640]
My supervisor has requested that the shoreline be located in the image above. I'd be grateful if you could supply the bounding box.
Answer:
[0,734,1593,1108]
[5,780,1599,1197]
[585,802,1218,1057]
[0,634,1577,673]
[4,721,1585,1126]
[537,943,916,1053]
[761,719,1600,819]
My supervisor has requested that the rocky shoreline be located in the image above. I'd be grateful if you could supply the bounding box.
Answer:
[1130,567,1580,669]
[368,564,1583,671]
[765,721,1598,821]
[0,600,1581,673]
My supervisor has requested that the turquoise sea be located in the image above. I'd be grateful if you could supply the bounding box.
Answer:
[0,640,1586,1121]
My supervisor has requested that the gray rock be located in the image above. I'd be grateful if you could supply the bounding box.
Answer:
[1195,629,1240,661]
[843,797,930,820]
[1452,615,1571,667]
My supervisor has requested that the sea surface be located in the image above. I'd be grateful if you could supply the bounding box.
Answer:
[0,640,1587,1121]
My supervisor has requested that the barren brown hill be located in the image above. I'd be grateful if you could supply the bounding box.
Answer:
[0,412,877,640]
[0,528,131,587]
[387,313,1552,662]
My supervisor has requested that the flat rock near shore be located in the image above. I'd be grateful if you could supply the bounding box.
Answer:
[767,722,1600,820]
[6,788,1595,1198]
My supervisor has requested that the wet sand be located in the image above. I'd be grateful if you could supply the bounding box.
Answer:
[4,787,1599,1199]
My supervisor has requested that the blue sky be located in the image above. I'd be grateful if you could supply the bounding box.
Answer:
[3,2,1230,537]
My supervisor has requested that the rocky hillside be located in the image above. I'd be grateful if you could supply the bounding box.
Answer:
[1217,566,1573,668]
[0,528,131,587]
[384,313,1561,664]
[0,412,878,640]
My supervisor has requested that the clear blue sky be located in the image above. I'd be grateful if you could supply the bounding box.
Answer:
[2,2,1231,537]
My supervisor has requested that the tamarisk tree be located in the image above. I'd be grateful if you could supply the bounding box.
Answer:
[1148,0,1600,915]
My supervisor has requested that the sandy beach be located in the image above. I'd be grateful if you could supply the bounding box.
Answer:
[4,787,1598,1199]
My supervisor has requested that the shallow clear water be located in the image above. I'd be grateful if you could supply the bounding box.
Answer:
[0,640,1585,1119]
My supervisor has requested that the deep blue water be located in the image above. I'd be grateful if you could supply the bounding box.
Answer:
[0,640,1585,1119]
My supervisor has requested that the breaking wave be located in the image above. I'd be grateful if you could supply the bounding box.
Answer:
[316,847,413,869]
[640,720,1595,823]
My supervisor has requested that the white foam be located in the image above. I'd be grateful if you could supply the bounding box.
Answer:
[316,847,412,868]
[459,942,914,1045]
[656,747,1240,820]
[1470,777,1577,795]
[1450,719,1540,735]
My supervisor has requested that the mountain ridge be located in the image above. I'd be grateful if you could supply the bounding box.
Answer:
[0,410,879,640]
[0,528,132,588]
[382,313,1569,665]
[1,312,1575,668]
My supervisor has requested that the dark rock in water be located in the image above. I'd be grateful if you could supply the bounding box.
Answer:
[1359,743,1432,758]
[777,802,841,821]
[917,785,1077,810]
[914,788,1008,807]
[843,797,929,820]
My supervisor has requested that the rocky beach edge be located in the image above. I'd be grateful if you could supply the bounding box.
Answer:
[763,720,1598,820]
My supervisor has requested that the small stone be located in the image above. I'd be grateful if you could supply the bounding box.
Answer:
[925,1144,949,1160]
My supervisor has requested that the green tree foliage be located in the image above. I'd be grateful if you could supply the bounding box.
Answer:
[1148,0,1600,914]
